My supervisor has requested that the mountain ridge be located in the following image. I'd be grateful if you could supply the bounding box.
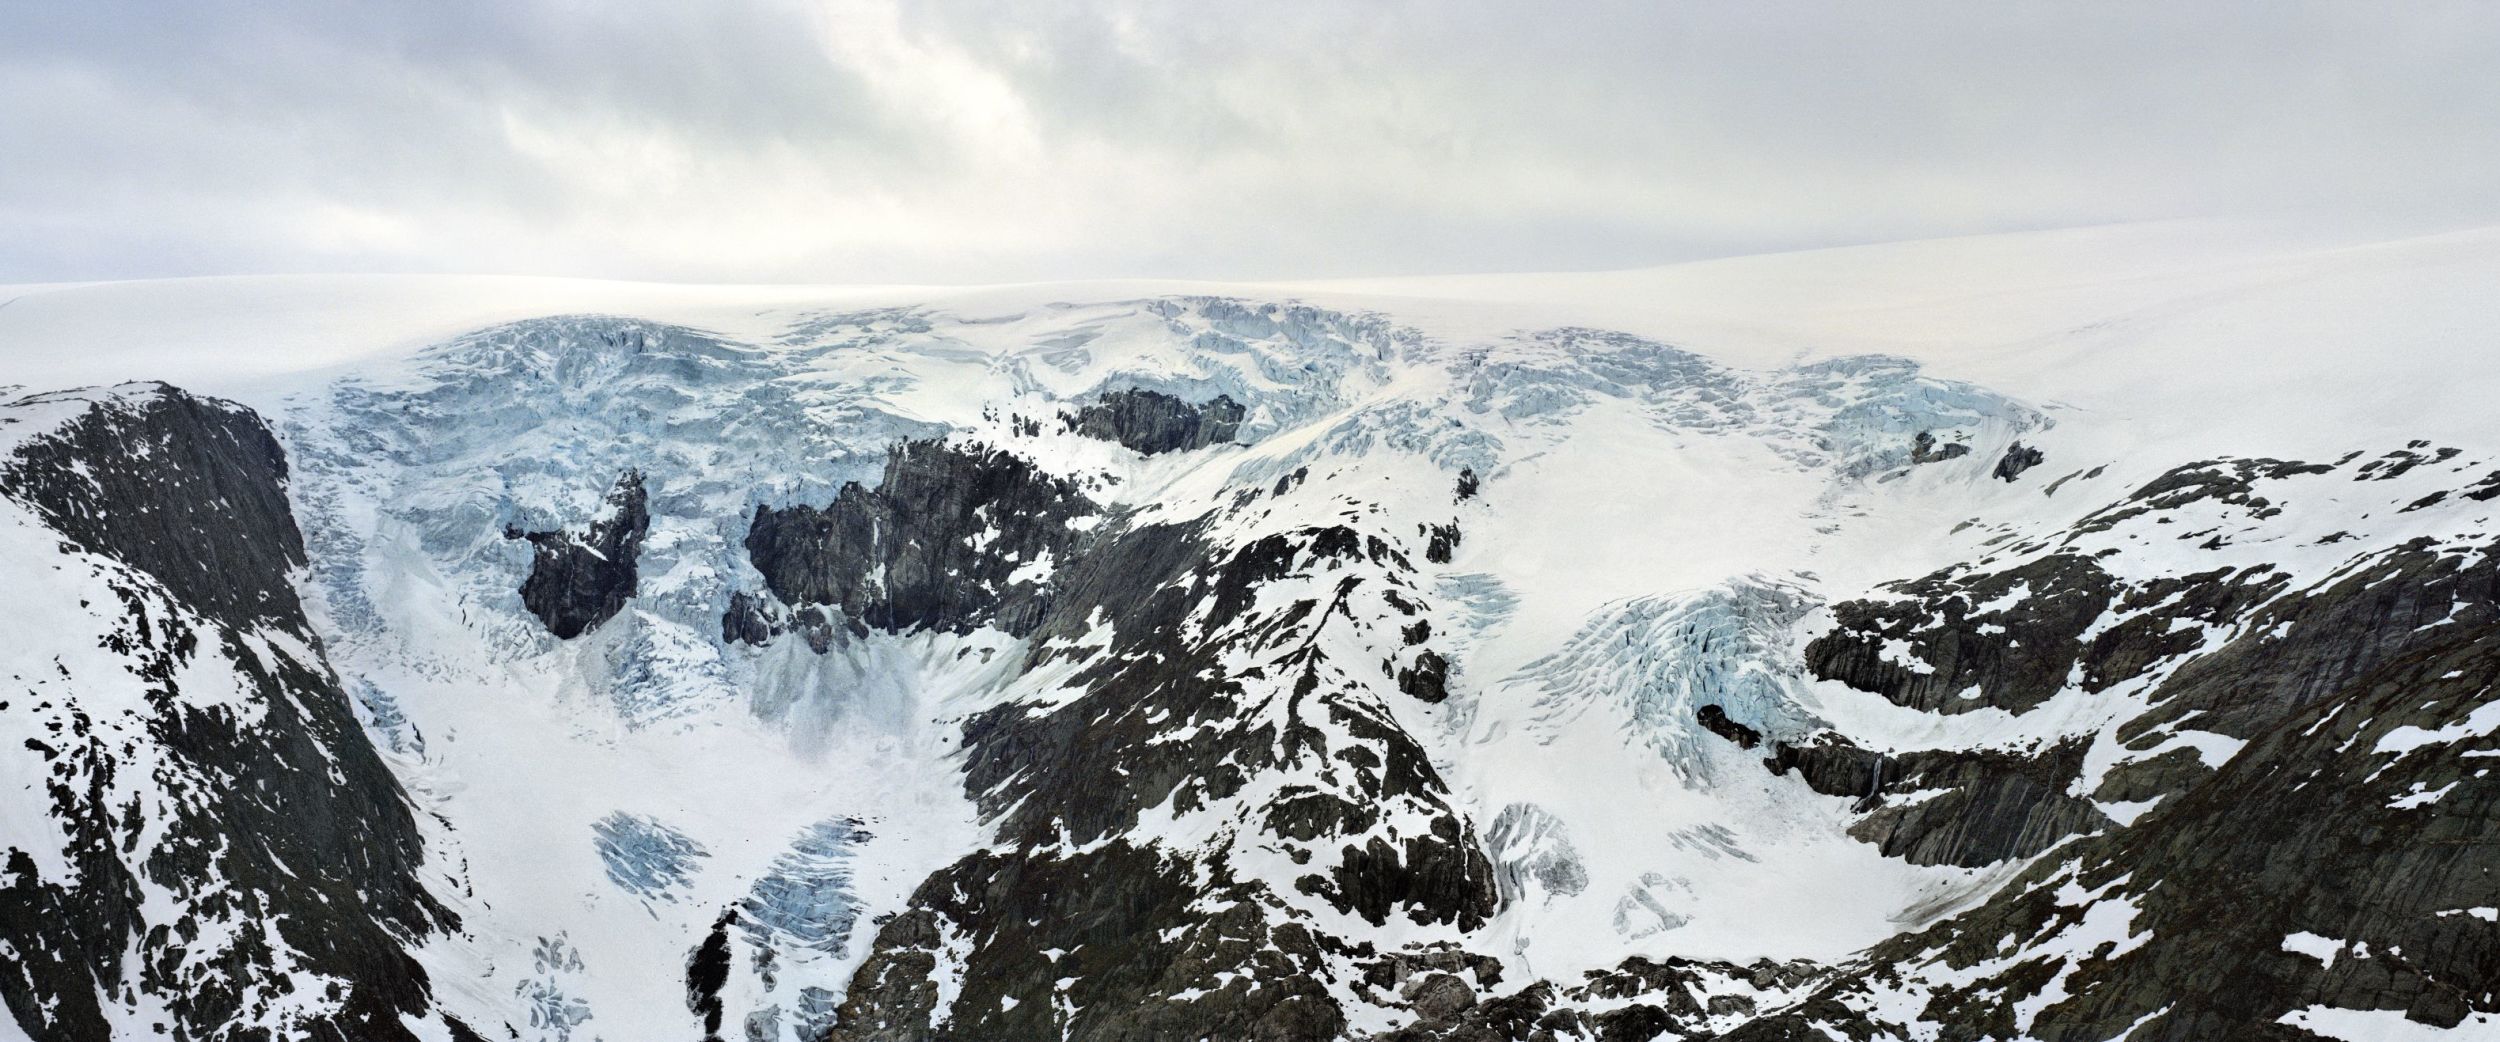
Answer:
[1,241,2495,1040]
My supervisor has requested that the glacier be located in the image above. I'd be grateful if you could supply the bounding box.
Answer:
[3,225,2498,1040]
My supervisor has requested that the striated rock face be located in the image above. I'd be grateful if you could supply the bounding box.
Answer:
[0,385,463,1042]
[1064,387,1246,455]
[742,440,1096,638]
[511,468,649,638]
[1755,564,2500,1039]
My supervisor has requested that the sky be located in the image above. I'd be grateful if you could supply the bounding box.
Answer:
[3,0,2497,284]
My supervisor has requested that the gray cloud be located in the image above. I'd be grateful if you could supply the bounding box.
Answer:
[3,0,2495,283]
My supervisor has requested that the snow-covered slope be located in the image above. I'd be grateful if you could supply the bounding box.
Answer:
[3,222,2496,1041]
[0,385,464,1041]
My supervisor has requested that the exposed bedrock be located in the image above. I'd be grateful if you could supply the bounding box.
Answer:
[1063,387,1246,455]
[1763,605,2500,1041]
[1805,551,2287,716]
[1992,441,2045,481]
[0,385,458,1042]
[827,477,1497,1039]
[831,844,1350,1042]
[509,468,649,639]
[742,440,1096,638]
[1910,429,1972,464]
[1759,733,2112,868]
[1744,455,2500,1039]
[1381,954,1823,1042]
[3,382,308,624]
[1397,649,1452,703]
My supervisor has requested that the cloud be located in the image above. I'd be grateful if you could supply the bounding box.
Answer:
[3,0,2496,283]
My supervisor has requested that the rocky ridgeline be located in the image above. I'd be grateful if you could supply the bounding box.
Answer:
[738,439,1100,639]
[821,500,1498,1039]
[1064,387,1246,455]
[1694,453,2500,1038]
[715,420,1493,1039]
[0,385,472,1042]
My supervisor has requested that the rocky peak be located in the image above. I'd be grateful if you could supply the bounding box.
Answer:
[1064,387,1246,455]
[742,439,1097,637]
[508,468,650,639]
[0,382,466,1042]
[1,382,308,628]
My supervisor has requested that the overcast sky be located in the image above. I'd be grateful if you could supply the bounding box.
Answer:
[4,1,2496,284]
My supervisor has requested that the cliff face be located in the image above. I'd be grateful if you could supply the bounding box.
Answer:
[5,383,310,624]
[741,440,1098,638]
[1063,388,1246,455]
[1732,533,2500,1040]
[0,384,468,1042]
[720,429,1494,1041]
[815,493,1495,1042]
[511,468,650,639]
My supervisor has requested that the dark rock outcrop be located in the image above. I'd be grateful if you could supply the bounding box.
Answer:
[0,385,459,1042]
[1751,454,2500,1039]
[743,440,1095,638]
[688,909,738,1041]
[3,383,307,624]
[1761,734,2112,867]
[1806,553,2122,715]
[1763,579,2500,1039]
[1064,388,1245,455]
[1397,650,1451,703]
[1694,704,1762,750]
[509,469,649,638]
[1381,955,1825,1042]
[828,490,1496,1040]
[2072,456,2333,535]
[1993,441,2045,481]
[1806,551,2286,716]
[1911,430,1972,464]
